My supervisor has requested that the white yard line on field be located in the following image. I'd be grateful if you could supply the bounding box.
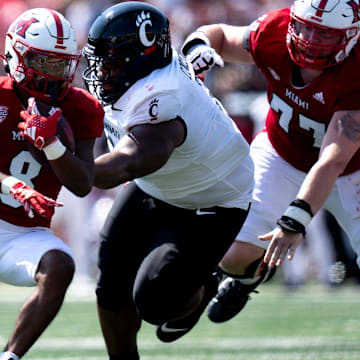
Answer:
[4,336,356,350]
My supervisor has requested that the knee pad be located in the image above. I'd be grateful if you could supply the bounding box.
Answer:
[133,272,180,325]
[133,244,186,325]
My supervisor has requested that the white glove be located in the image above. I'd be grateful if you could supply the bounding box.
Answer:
[186,44,224,75]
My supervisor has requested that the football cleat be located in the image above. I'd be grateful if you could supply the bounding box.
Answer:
[156,271,219,343]
[207,277,258,323]
[208,263,276,323]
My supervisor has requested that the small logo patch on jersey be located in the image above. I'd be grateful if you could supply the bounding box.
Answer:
[0,105,8,123]
[12,130,24,140]
[313,91,325,104]
[149,98,159,121]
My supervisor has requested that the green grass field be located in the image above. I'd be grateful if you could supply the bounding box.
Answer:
[1,281,360,360]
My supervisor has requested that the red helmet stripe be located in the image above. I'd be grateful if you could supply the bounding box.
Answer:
[348,0,360,23]
[49,9,64,46]
[315,0,329,17]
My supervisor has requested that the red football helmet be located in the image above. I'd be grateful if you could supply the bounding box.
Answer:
[3,8,81,102]
[287,0,360,69]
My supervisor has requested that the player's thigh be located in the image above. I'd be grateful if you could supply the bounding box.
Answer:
[134,206,248,310]
[238,134,304,248]
[0,228,72,286]
[326,177,360,268]
[96,183,162,308]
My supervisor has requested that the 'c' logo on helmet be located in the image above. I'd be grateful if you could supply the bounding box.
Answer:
[136,11,156,47]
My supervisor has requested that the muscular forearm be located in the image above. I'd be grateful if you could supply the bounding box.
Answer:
[94,152,134,189]
[196,24,253,63]
[297,157,345,215]
[196,25,226,55]
[50,151,94,196]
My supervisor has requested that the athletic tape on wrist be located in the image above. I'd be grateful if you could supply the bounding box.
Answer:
[283,201,313,227]
[181,31,211,55]
[43,137,66,160]
[0,351,20,360]
[1,176,21,194]
[277,216,306,236]
[277,199,313,236]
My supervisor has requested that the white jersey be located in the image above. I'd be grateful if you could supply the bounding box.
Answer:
[103,51,254,209]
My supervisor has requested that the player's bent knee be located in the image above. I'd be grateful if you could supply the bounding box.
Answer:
[36,250,75,287]
[134,289,172,325]
[133,244,182,325]
[133,272,173,324]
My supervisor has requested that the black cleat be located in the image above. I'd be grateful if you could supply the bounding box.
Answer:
[207,277,258,323]
[156,272,219,343]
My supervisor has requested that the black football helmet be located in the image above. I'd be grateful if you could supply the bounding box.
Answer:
[82,1,172,104]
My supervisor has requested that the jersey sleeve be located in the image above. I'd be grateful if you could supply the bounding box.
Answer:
[124,90,180,130]
[333,50,360,112]
[61,87,104,139]
[245,8,290,68]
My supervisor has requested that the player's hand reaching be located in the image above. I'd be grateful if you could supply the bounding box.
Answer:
[259,227,303,268]
[186,44,224,75]
[9,180,63,219]
[18,98,61,150]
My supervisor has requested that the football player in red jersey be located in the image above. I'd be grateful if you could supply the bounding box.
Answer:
[0,8,103,360]
[181,0,360,323]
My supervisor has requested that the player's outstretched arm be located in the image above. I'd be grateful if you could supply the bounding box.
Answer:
[260,109,360,267]
[182,23,254,72]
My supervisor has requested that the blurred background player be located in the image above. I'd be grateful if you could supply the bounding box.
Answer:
[82,2,255,359]
[0,8,103,360]
[181,0,360,323]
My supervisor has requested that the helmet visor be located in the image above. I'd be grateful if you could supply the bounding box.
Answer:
[24,49,79,80]
[288,17,347,69]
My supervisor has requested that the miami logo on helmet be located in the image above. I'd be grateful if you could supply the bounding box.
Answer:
[136,11,156,47]
[13,18,39,38]
[347,0,360,23]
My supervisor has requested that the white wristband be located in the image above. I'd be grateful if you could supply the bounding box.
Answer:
[1,176,20,194]
[43,138,66,160]
[0,352,20,360]
[283,205,312,227]
[181,31,211,55]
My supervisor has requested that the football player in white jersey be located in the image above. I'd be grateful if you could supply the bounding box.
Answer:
[82,2,254,359]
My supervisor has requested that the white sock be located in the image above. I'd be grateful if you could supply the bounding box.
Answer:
[0,351,20,360]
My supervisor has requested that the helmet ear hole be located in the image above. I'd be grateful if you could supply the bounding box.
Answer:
[4,64,9,73]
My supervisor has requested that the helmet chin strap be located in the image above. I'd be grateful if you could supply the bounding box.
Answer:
[46,80,60,106]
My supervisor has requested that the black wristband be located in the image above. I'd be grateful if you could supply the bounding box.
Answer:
[277,216,306,236]
[290,199,313,217]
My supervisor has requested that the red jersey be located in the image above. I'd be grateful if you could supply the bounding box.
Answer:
[246,8,360,174]
[0,77,104,228]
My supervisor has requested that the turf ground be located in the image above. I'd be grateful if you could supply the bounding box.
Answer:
[1,280,360,360]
